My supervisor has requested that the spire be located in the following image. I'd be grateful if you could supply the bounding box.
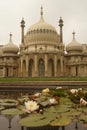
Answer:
[59,17,63,26]
[40,6,44,20]
[9,33,13,43]
[21,18,25,28]
[59,17,64,43]
[72,31,75,39]
[20,18,25,44]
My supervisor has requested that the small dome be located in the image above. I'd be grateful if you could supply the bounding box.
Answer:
[25,6,59,45]
[66,32,83,53]
[3,34,19,54]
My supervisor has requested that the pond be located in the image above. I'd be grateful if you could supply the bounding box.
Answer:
[0,115,86,130]
[0,88,87,130]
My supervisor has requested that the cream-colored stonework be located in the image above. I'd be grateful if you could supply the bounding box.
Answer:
[0,7,87,78]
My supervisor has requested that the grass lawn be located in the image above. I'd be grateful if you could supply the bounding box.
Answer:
[0,77,87,82]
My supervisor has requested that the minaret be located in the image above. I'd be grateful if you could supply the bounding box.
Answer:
[59,17,63,43]
[20,18,25,44]
[40,6,44,21]
[72,31,75,39]
[41,6,43,17]
[9,33,13,43]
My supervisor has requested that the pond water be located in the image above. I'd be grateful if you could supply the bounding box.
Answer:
[0,115,87,130]
[0,90,87,130]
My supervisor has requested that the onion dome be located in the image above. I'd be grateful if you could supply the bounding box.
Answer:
[66,32,83,54]
[3,33,19,54]
[25,6,59,45]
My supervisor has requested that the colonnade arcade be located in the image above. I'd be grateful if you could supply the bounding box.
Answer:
[20,54,64,77]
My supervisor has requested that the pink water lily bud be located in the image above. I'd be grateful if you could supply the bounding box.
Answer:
[34,93,41,97]
[80,98,87,106]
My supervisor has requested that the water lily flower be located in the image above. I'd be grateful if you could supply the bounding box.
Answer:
[25,100,39,112]
[70,89,78,95]
[80,98,87,106]
[49,98,58,105]
[56,87,62,89]
[42,88,50,93]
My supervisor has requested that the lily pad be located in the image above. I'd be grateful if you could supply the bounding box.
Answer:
[54,104,69,113]
[0,106,5,111]
[40,100,50,107]
[0,102,16,108]
[61,97,74,105]
[19,113,51,127]
[4,99,17,103]
[1,108,24,115]
[68,109,81,117]
[79,114,87,123]
[78,107,87,114]
[50,116,72,126]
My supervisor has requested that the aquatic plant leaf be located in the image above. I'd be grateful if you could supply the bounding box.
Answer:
[67,109,81,116]
[79,114,87,123]
[19,113,51,127]
[54,104,69,113]
[0,106,5,111]
[78,107,87,114]
[50,116,72,126]
[53,89,66,97]
[4,99,17,103]
[40,100,50,107]
[43,111,58,119]
[61,97,74,105]
[45,106,58,113]
[1,108,24,115]
[0,102,16,108]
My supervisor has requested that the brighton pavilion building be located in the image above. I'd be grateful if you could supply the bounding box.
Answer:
[0,7,87,78]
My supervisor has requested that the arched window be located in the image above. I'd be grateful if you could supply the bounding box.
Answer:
[38,59,45,77]
[29,59,34,77]
[76,66,78,76]
[48,59,54,77]
[23,60,26,77]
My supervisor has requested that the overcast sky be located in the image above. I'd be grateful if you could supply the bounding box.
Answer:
[0,0,87,46]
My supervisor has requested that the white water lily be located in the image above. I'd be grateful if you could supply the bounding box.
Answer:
[70,89,78,94]
[56,87,62,89]
[49,98,58,105]
[80,98,87,106]
[25,101,39,112]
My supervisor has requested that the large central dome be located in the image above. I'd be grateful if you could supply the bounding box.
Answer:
[24,7,59,46]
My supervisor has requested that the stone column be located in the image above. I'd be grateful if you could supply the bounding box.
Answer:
[34,54,38,77]
[60,56,63,76]
[54,54,57,77]
[26,56,29,77]
[20,58,23,77]
[45,54,48,77]
[3,66,6,77]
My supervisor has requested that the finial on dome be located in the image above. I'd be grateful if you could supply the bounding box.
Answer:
[72,31,75,39]
[40,6,43,20]
[59,16,63,26]
[41,6,43,16]
[21,17,25,27]
[10,33,12,42]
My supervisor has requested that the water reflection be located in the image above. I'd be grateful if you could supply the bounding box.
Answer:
[0,115,21,130]
[0,92,87,130]
[0,114,86,130]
